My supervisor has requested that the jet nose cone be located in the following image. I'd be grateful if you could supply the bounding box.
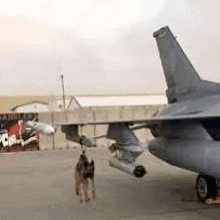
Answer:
[47,126,55,135]
[42,124,55,135]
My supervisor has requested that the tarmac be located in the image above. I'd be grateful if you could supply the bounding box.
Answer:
[0,147,220,220]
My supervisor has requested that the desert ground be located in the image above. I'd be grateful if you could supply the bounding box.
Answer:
[0,147,220,220]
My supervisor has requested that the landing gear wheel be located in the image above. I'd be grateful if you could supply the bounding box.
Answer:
[196,174,218,202]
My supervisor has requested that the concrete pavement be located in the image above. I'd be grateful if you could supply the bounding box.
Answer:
[0,148,220,219]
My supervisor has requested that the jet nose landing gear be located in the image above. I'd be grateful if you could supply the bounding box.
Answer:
[196,174,218,202]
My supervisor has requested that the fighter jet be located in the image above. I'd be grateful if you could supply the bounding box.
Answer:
[103,26,220,202]
[147,26,220,202]
[44,26,220,202]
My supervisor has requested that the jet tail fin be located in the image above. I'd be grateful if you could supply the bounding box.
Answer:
[153,26,220,103]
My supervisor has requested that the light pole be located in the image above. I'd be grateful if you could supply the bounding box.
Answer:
[59,62,68,149]
[60,74,66,111]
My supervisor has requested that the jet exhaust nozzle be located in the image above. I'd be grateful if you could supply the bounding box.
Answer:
[109,157,146,178]
[133,165,147,178]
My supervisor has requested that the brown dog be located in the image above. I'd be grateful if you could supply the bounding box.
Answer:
[75,151,95,202]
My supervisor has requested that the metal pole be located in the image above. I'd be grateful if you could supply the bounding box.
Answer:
[60,74,66,111]
[59,61,66,111]
[59,62,68,149]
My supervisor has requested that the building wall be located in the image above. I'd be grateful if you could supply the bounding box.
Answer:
[0,95,165,150]
[39,125,153,151]
[38,105,163,150]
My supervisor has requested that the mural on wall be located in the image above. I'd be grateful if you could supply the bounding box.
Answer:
[0,113,39,152]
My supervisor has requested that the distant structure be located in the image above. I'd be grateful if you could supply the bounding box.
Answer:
[6,94,166,113]
[11,101,49,113]
[10,95,82,113]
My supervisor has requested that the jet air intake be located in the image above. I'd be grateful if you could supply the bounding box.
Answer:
[109,157,146,178]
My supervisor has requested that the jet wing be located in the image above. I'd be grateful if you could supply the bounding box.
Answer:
[153,94,220,122]
[54,105,220,127]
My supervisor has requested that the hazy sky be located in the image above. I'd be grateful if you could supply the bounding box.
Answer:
[0,0,219,96]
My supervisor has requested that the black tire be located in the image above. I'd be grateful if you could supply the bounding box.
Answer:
[196,174,218,202]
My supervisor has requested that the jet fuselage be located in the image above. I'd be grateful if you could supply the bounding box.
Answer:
[148,94,220,179]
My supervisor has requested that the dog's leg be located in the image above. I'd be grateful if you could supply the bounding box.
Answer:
[83,180,90,202]
[91,177,95,200]
[75,171,83,203]
[79,183,83,203]
[75,171,79,196]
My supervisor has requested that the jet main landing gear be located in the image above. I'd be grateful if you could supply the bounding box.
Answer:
[196,174,218,202]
